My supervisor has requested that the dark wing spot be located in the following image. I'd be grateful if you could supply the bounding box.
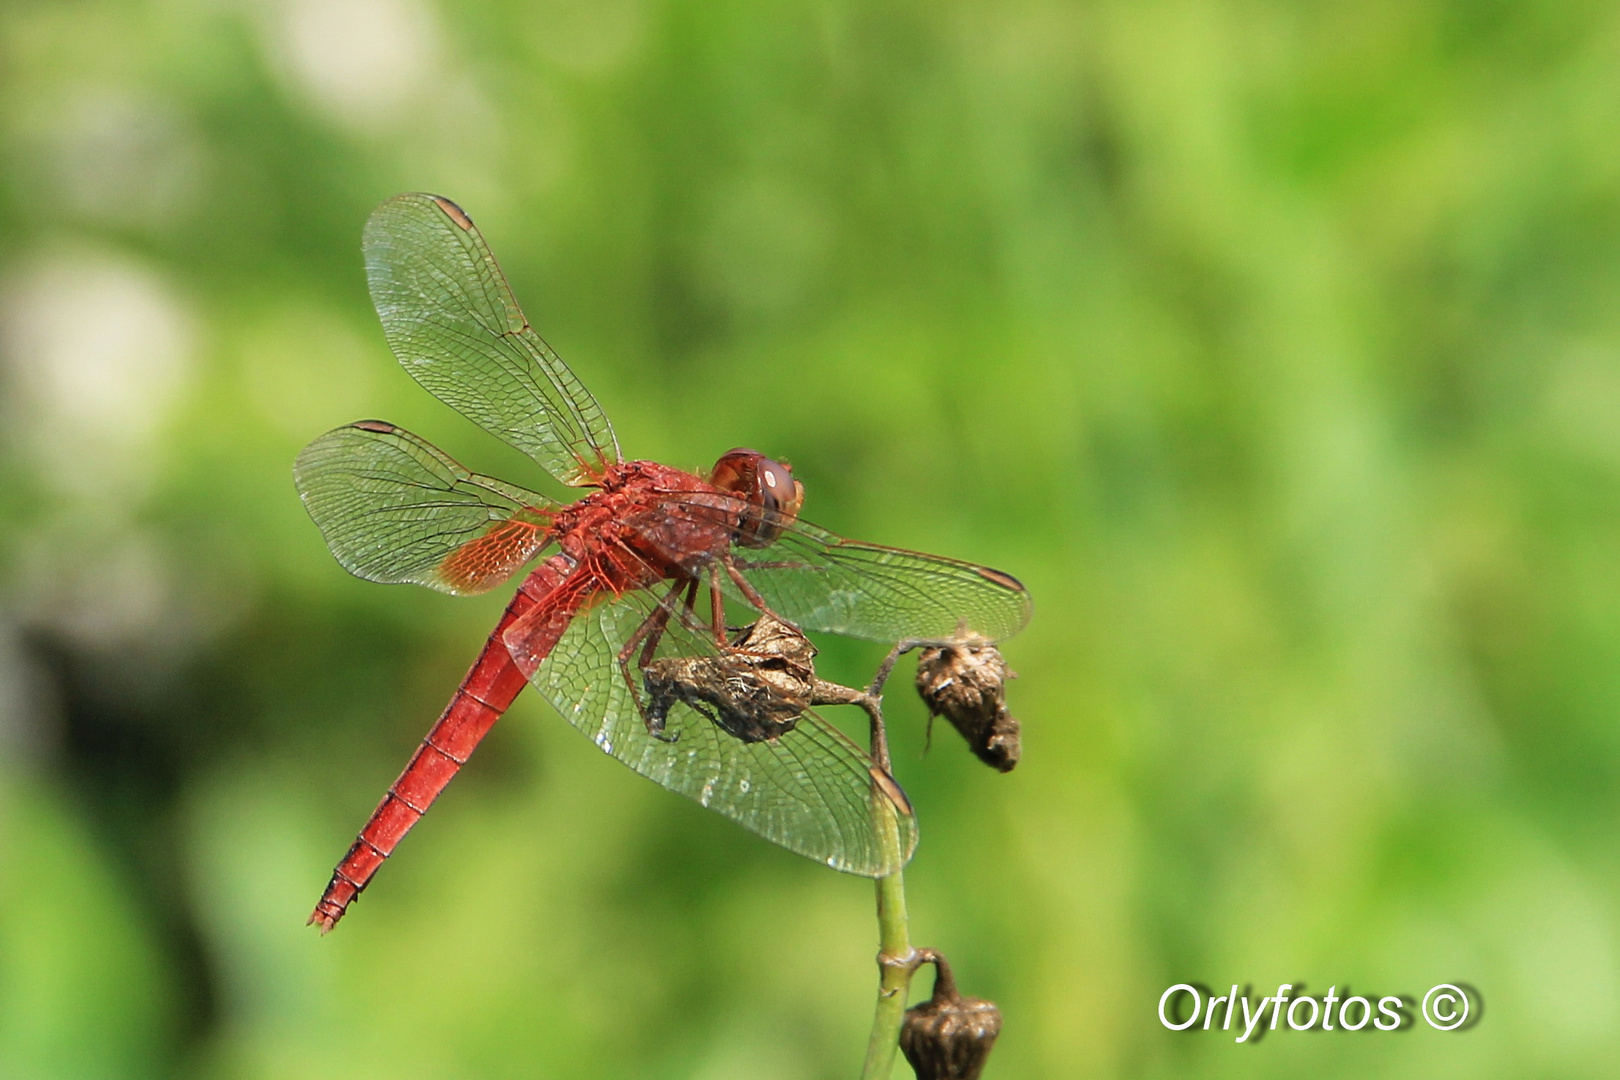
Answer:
[975,566,1026,593]
[868,767,914,817]
[352,420,398,434]
[430,195,475,230]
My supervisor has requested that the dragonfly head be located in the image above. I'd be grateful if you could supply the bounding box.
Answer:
[709,448,805,547]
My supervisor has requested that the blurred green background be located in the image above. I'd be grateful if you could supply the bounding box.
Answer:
[2,0,1618,1077]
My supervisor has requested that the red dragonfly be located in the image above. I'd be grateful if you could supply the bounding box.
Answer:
[296,194,1029,931]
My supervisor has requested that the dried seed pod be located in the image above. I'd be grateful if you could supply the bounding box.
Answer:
[643,614,817,743]
[900,951,1003,1080]
[914,637,1020,771]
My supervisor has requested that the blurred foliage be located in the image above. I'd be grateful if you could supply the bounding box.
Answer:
[1,0,1619,1077]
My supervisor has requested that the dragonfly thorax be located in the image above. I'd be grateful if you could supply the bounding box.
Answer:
[552,458,739,582]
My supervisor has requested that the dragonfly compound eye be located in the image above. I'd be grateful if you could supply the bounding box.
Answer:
[757,459,804,522]
[709,450,804,546]
[708,448,757,494]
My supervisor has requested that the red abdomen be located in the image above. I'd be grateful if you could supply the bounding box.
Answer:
[309,555,573,932]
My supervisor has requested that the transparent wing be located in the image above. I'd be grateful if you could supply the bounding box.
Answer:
[294,421,557,595]
[513,583,917,876]
[663,493,1032,643]
[364,193,619,486]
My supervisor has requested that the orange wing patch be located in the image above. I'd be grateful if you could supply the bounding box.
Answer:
[439,519,548,593]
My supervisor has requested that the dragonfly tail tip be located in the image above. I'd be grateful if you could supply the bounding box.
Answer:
[308,904,343,934]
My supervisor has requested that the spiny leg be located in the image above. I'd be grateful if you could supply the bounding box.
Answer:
[618,581,683,666]
[723,556,801,630]
[643,581,694,670]
[709,563,729,648]
[616,579,688,741]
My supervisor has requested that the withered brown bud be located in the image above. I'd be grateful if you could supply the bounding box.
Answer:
[914,638,1020,771]
[900,952,1003,1080]
[643,614,817,743]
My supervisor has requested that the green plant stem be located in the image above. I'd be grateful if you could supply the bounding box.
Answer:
[855,640,926,1080]
[860,864,915,1079]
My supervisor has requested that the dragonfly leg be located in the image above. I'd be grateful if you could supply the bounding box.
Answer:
[652,577,698,670]
[615,579,687,741]
[723,556,800,629]
[709,564,728,647]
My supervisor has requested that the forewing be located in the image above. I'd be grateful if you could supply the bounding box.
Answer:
[513,584,917,876]
[294,421,556,595]
[664,494,1031,643]
[737,521,1030,641]
[364,193,619,486]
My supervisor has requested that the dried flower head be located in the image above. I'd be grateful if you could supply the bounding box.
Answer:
[914,637,1020,771]
[900,952,1003,1080]
[643,614,817,743]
